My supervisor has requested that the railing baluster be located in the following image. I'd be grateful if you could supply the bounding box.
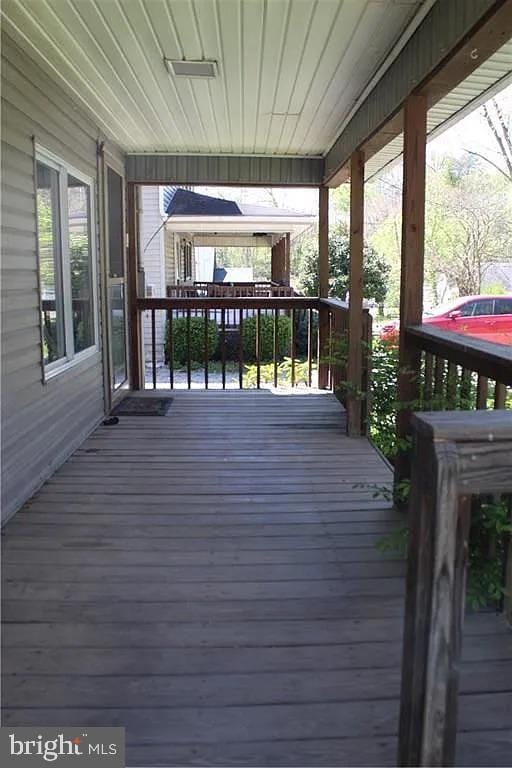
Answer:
[433,356,445,408]
[446,361,458,409]
[423,352,433,407]
[459,367,471,408]
[168,310,174,389]
[476,375,488,409]
[291,308,296,388]
[151,309,157,390]
[308,307,313,388]
[239,309,244,389]
[256,308,261,389]
[221,307,226,390]
[186,309,191,390]
[329,311,333,392]
[273,308,278,388]
[204,309,209,390]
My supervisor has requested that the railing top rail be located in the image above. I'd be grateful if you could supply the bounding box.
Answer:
[138,297,320,310]
[319,297,349,313]
[411,409,512,443]
[319,297,371,315]
[406,323,512,385]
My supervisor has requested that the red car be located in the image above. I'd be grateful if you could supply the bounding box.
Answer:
[379,295,512,346]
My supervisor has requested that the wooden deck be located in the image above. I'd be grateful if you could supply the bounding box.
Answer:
[2,390,511,766]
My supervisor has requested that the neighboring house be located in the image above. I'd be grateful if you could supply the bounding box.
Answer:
[140,186,314,362]
[482,262,512,292]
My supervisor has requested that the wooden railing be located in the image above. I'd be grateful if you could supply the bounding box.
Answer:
[319,298,373,433]
[406,324,512,407]
[140,296,319,390]
[395,323,511,489]
[166,282,296,298]
[137,296,371,432]
[399,409,512,767]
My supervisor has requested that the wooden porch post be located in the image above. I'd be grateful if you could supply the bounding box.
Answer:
[346,150,365,436]
[395,91,427,490]
[284,232,291,286]
[271,236,290,286]
[318,185,329,389]
[127,182,142,390]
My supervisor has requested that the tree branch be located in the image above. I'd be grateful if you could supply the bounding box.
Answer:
[462,149,511,182]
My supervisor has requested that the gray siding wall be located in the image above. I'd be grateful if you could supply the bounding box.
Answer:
[126,154,324,186]
[1,34,124,523]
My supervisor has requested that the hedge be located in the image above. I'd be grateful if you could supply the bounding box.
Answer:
[165,316,219,365]
[242,314,291,362]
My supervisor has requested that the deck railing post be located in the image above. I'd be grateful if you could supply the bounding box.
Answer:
[127,183,143,390]
[395,90,427,495]
[398,427,466,767]
[318,185,330,389]
[347,149,365,436]
[398,410,512,767]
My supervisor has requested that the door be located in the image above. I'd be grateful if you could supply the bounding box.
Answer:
[106,167,128,394]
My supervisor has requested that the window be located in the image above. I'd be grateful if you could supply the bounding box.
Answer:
[36,149,97,377]
[472,299,494,316]
[459,300,494,317]
[459,301,477,317]
[494,298,512,315]
[182,239,193,281]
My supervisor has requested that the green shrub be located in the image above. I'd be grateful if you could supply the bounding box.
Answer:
[369,339,512,609]
[242,314,291,362]
[165,316,218,365]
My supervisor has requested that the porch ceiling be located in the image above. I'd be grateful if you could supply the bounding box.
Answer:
[366,38,512,180]
[1,0,425,156]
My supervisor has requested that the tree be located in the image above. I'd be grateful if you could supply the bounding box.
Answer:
[425,157,511,295]
[465,96,512,183]
[298,223,390,303]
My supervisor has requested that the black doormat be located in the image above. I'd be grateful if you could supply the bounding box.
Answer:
[111,397,173,417]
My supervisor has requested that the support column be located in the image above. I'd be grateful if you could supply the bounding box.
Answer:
[346,150,365,436]
[318,185,329,389]
[127,182,142,390]
[271,236,289,285]
[395,91,427,490]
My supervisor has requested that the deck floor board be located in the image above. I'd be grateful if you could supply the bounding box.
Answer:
[2,390,511,766]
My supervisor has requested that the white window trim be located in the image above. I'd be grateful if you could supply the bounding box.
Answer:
[36,145,99,382]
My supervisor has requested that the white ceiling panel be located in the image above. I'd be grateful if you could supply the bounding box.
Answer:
[1,0,426,155]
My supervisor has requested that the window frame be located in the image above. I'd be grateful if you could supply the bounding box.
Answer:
[35,145,99,381]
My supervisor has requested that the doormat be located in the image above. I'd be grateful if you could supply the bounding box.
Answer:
[111,397,173,417]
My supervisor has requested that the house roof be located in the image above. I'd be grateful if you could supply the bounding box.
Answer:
[164,187,315,244]
[165,188,242,216]
[165,188,310,219]
[482,262,512,291]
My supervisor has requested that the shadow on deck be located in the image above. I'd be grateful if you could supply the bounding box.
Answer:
[2,390,511,766]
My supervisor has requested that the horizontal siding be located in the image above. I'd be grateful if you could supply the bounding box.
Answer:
[126,154,324,186]
[0,32,124,523]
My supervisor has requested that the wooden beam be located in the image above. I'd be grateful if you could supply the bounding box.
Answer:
[395,90,427,489]
[127,183,142,390]
[318,186,330,389]
[346,150,365,436]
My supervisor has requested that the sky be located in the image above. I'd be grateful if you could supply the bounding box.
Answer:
[196,81,512,216]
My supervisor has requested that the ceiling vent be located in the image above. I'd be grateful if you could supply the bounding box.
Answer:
[165,59,218,78]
